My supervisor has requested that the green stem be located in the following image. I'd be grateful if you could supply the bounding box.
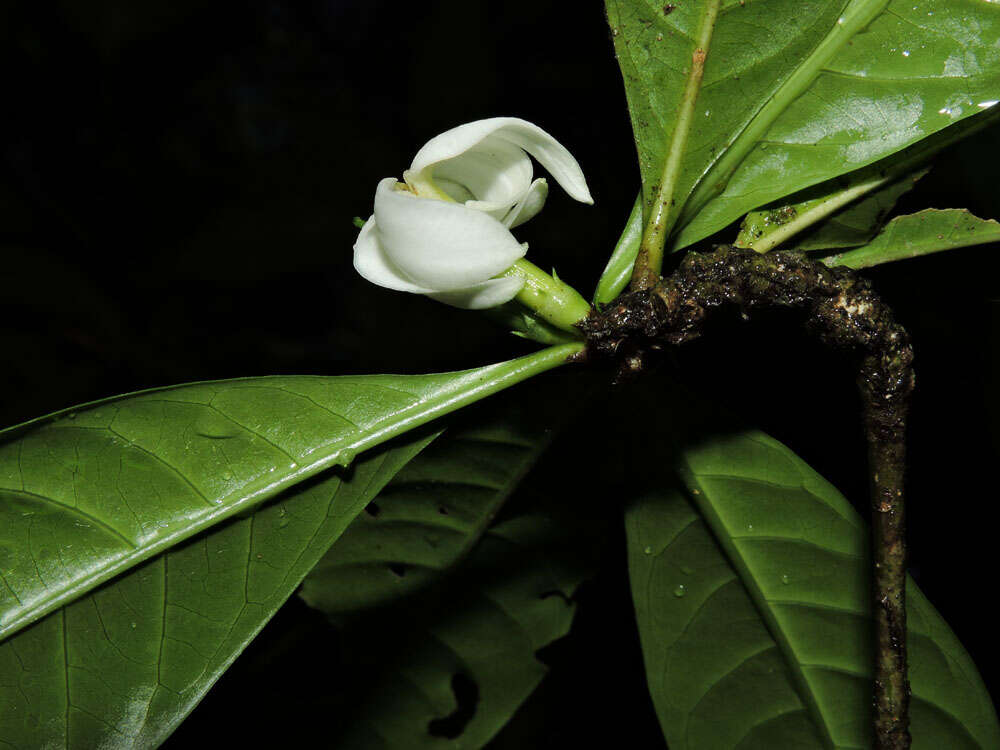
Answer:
[502,258,592,334]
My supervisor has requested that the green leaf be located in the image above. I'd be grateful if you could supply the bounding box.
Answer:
[333,513,591,750]
[300,378,582,615]
[626,430,1000,749]
[607,0,1000,254]
[727,103,1000,252]
[594,193,643,305]
[788,171,926,251]
[735,169,927,252]
[0,342,580,642]
[823,208,1000,269]
[300,383,597,748]
[0,432,433,748]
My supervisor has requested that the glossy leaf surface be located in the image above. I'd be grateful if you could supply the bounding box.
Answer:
[301,383,597,748]
[627,430,1000,749]
[607,0,1000,254]
[0,433,432,748]
[0,343,579,641]
[0,345,580,748]
[823,208,1000,269]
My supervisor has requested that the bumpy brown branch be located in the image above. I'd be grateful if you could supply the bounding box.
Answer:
[582,245,914,750]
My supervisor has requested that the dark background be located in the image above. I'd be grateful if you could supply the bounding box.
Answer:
[2,0,998,745]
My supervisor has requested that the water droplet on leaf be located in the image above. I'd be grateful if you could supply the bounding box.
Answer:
[673,585,687,598]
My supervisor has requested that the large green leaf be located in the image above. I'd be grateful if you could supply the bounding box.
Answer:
[0,342,580,640]
[626,430,1000,748]
[0,345,580,748]
[300,384,598,748]
[607,0,1000,254]
[0,433,431,748]
[823,208,1000,269]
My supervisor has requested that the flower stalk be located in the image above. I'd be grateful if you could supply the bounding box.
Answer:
[502,259,591,334]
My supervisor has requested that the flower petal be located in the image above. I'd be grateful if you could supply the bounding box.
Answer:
[409,117,593,204]
[432,138,532,220]
[352,216,435,293]
[427,276,525,309]
[504,178,548,228]
[373,177,527,290]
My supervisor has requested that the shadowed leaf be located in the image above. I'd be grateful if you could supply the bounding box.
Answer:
[626,429,1000,748]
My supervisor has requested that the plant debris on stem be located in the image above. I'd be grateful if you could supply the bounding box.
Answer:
[581,244,915,750]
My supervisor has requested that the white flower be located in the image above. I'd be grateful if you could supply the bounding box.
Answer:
[353,117,593,309]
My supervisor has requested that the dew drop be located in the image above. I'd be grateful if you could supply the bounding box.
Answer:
[644,545,653,555]
[747,523,754,531]
[130,622,137,629]
[222,470,234,481]
[901,50,910,57]
[68,412,77,420]
[781,574,791,585]
[704,110,711,117]
[673,584,687,598]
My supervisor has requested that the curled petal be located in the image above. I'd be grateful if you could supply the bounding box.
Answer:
[427,276,525,309]
[504,178,548,228]
[352,217,435,293]
[373,177,527,290]
[409,117,593,205]
[431,139,533,221]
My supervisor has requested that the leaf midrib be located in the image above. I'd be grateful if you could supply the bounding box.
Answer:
[675,0,892,237]
[679,462,838,750]
[642,0,722,260]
